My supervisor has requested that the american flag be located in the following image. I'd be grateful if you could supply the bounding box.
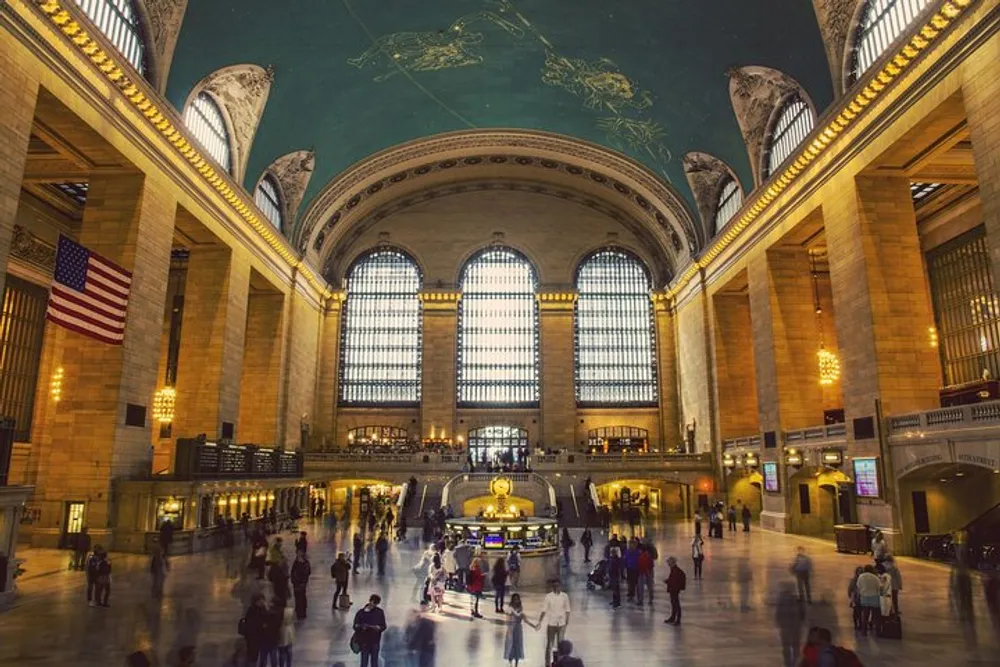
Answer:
[46,235,132,345]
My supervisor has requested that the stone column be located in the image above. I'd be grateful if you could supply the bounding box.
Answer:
[537,291,577,449]
[315,291,345,449]
[652,293,679,450]
[748,248,825,434]
[280,280,323,449]
[675,279,715,453]
[31,174,176,545]
[238,291,285,445]
[0,42,39,297]
[173,246,250,440]
[711,293,759,439]
[420,290,460,441]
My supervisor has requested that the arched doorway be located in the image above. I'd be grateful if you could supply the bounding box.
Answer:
[788,466,852,539]
[467,425,528,468]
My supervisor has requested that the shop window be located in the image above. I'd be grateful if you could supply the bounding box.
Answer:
[587,426,650,454]
[347,425,409,447]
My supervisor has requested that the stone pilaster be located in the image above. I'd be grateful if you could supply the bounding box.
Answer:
[653,293,679,450]
[0,41,39,297]
[280,279,322,448]
[173,246,250,440]
[711,292,759,439]
[675,279,715,453]
[315,290,345,449]
[964,33,1000,287]
[420,290,460,440]
[537,291,577,449]
[238,290,285,445]
[32,173,176,545]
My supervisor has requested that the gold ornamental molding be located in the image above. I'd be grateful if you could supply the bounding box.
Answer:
[536,291,578,311]
[667,0,976,300]
[419,290,462,311]
[31,0,331,299]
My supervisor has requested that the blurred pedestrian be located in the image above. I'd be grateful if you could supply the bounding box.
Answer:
[775,582,803,667]
[150,544,168,599]
[790,547,813,604]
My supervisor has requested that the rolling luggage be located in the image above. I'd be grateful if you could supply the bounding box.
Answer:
[338,592,352,609]
[876,613,902,640]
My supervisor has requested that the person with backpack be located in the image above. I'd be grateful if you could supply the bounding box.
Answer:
[580,528,593,563]
[663,556,686,625]
[331,552,351,610]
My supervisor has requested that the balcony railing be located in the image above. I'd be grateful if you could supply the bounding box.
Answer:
[887,399,1000,437]
[305,450,714,472]
[723,435,762,451]
[783,423,847,445]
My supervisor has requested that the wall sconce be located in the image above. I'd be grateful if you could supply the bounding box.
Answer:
[267,492,276,501]
[162,497,182,513]
[723,455,736,469]
[152,386,176,423]
[217,497,228,507]
[822,450,843,466]
[50,366,64,402]
[228,497,238,505]
[744,453,759,467]
[785,452,803,467]
[928,327,938,348]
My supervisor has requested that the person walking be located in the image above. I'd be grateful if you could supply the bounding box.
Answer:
[241,593,271,667]
[294,531,308,556]
[277,604,295,667]
[453,540,472,590]
[364,534,376,573]
[727,505,737,532]
[871,529,888,565]
[856,565,882,636]
[375,532,389,576]
[269,553,291,608]
[442,542,458,588]
[507,545,521,590]
[149,544,168,599]
[741,504,752,533]
[331,552,351,610]
[492,557,509,613]
[427,554,446,612]
[352,533,363,574]
[848,566,864,630]
[405,602,436,667]
[790,547,813,604]
[467,556,485,619]
[775,582,804,667]
[624,538,640,603]
[608,542,622,609]
[691,534,705,580]
[503,593,536,667]
[73,527,90,571]
[580,528,593,563]
[538,579,571,663]
[636,543,654,606]
[352,594,387,667]
[561,528,574,567]
[290,551,311,620]
[663,556,686,625]
[553,640,585,667]
[85,546,100,606]
[94,549,112,607]
[693,511,702,537]
[883,555,903,615]
[158,518,174,557]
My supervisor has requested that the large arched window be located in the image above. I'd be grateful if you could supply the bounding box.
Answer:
[458,247,539,407]
[714,178,743,233]
[850,0,932,83]
[74,0,147,76]
[763,96,815,180]
[183,93,232,174]
[255,174,283,230]
[339,248,422,406]
[575,249,657,406]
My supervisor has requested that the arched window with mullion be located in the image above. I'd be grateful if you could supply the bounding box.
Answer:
[457,246,540,407]
[850,0,932,84]
[183,92,232,174]
[763,96,815,180]
[339,248,422,406]
[575,249,657,406]
[74,0,147,77]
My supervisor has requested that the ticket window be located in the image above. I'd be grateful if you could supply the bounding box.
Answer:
[155,498,184,530]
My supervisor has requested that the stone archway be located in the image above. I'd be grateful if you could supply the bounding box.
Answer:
[787,465,852,539]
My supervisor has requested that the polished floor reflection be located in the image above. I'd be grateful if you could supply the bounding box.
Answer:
[1,520,997,666]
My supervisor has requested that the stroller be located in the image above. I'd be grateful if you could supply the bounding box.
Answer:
[586,559,610,590]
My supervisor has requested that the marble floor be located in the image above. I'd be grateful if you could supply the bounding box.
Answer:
[1,520,998,667]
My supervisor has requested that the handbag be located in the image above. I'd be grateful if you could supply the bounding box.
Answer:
[349,631,362,654]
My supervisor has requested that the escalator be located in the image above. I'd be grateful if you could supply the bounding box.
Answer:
[917,501,1000,568]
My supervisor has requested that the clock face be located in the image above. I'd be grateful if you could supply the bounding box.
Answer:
[491,477,512,496]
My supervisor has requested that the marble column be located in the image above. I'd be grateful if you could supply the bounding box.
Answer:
[653,293,680,450]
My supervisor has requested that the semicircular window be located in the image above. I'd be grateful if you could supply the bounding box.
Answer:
[575,249,657,406]
[763,96,815,180]
[339,248,423,406]
[850,0,932,83]
[458,247,539,407]
[74,0,147,76]
[255,174,283,230]
[714,178,743,233]
[183,92,232,174]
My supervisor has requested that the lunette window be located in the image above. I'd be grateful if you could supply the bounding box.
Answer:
[714,178,743,233]
[763,97,815,180]
[74,0,146,76]
[850,0,932,82]
[183,93,232,174]
[255,175,283,230]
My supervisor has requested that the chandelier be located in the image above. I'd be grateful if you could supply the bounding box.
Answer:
[811,252,840,386]
[152,386,176,423]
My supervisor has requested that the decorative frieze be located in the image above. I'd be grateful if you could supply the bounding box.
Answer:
[10,224,56,272]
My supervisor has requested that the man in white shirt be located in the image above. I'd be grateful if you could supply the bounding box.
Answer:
[538,579,571,663]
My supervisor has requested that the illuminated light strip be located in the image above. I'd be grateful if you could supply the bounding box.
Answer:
[33,0,332,298]
[665,0,975,301]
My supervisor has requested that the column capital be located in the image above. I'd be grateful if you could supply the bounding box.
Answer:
[325,289,347,313]
[536,291,578,312]
[419,289,462,311]
[650,290,673,314]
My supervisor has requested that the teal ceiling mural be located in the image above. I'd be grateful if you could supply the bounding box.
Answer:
[166,0,833,226]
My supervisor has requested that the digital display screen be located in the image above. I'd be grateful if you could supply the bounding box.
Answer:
[763,462,779,492]
[484,533,504,549]
[853,458,881,498]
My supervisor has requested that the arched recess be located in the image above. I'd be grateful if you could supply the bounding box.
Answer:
[255,149,316,230]
[134,0,190,94]
[295,129,697,278]
[811,0,859,97]
[184,64,274,182]
[682,152,744,240]
[727,66,815,188]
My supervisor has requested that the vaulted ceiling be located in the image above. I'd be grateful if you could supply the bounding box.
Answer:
[165,0,834,233]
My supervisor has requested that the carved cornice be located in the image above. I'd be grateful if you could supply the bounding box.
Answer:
[10,224,56,272]
[812,0,859,95]
[650,290,673,314]
[140,0,188,94]
[28,0,329,298]
[265,149,315,227]
[536,291,578,312]
[682,152,742,243]
[192,63,274,182]
[728,66,807,187]
[419,290,462,311]
[296,129,699,268]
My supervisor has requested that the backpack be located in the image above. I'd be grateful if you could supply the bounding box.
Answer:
[677,568,687,591]
[833,646,863,667]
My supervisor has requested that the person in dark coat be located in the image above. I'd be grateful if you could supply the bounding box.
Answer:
[663,556,686,625]
[149,545,168,599]
[242,593,270,665]
[290,551,312,619]
[353,533,363,574]
[406,602,436,667]
[158,519,174,556]
[608,543,622,609]
[294,531,308,555]
[741,504,752,532]
[331,553,351,609]
[580,528,593,563]
[353,594,388,667]
[269,555,290,607]
[375,532,389,576]
[73,527,91,571]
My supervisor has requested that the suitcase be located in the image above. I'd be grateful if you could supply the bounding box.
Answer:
[877,613,902,640]
[338,593,352,609]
